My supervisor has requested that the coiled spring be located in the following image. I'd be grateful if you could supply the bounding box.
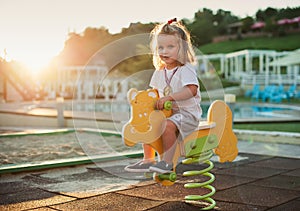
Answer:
[182,150,216,210]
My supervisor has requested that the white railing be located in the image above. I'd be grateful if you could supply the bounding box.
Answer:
[240,73,299,86]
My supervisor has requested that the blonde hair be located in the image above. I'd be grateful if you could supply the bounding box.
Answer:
[150,20,196,70]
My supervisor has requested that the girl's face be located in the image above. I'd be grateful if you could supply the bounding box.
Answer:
[157,34,180,68]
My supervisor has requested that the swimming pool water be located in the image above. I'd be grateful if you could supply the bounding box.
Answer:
[68,101,300,120]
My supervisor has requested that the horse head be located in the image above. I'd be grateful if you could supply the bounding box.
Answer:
[127,88,159,133]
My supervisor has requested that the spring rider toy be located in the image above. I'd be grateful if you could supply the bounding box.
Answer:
[122,88,238,210]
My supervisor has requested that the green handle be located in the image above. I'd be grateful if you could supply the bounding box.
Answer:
[164,101,172,110]
[158,172,177,182]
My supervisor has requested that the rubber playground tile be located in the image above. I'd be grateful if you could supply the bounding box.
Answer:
[45,167,114,181]
[267,198,300,211]
[213,184,299,208]
[251,174,300,191]
[0,188,59,205]
[50,192,165,211]
[237,152,274,162]
[0,188,75,210]
[55,191,105,199]
[214,201,268,211]
[213,153,273,169]
[148,200,268,211]
[175,163,208,174]
[88,165,151,181]
[176,153,271,173]
[36,167,142,197]
[174,172,256,192]
[22,174,59,185]
[117,182,210,202]
[147,201,203,211]
[130,179,157,187]
[27,207,57,211]
[215,165,286,179]
[144,199,268,211]
[38,165,94,179]
[248,157,300,170]
[0,181,29,195]
[282,168,300,177]
[212,174,257,190]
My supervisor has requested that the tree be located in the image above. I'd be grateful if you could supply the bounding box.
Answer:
[213,9,238,35]
[264,19,276,35]
[187,9,216,46]
[241,16,254,33]
[265,7,278,19]
[256,9,266,21]
[277,7,300,19]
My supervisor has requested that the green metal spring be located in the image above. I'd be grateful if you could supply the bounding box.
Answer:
[182,150,216,210]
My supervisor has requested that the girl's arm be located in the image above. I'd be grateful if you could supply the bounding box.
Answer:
[156,84,198,110]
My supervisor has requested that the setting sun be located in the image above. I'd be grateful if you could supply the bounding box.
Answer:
[2,34,63,76]
[20,54,53,75]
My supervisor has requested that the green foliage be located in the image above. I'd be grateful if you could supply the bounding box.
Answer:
[277,7,300,19]
[114,54,153,75]
[59,28,113,65]
[199,34,300,54]
[241,16,254,33]
[255,7,278,21]
[221,78,240,88]
[264,18,277,33]
[213,9,239,35]
[56,6,300,72]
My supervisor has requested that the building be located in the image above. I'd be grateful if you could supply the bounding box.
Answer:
[197,49,300,88]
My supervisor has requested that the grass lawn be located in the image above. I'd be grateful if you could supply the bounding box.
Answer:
[233,122,300,133]
[199,34,300,54]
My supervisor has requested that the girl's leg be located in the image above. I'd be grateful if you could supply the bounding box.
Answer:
[143,144,156,163]
[161,120,178,164]
[148,120,178,173]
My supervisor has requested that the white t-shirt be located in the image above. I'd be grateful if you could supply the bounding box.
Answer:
[149,63,202,119]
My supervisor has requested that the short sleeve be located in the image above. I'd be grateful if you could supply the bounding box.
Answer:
[149,71,158,88]
[180,64,199,87]
[150,70,164,88]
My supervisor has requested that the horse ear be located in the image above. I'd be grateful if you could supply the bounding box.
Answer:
[127,88,138,102]
[148,89,159,99]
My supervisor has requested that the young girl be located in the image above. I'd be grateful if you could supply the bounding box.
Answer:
[125,18,202,174]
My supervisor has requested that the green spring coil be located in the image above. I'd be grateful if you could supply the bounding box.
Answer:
[182,150,216,210]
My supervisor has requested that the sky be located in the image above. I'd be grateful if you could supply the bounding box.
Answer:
[0,0,299,72]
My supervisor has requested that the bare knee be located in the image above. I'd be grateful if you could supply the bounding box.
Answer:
[163,120,178,137]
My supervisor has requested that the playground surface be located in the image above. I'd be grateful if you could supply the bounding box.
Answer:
[0,140,299,210]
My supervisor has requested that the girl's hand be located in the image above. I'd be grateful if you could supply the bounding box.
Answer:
[155,96,172,110]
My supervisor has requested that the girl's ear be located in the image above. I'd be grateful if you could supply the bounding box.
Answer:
[127,88,138,102]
